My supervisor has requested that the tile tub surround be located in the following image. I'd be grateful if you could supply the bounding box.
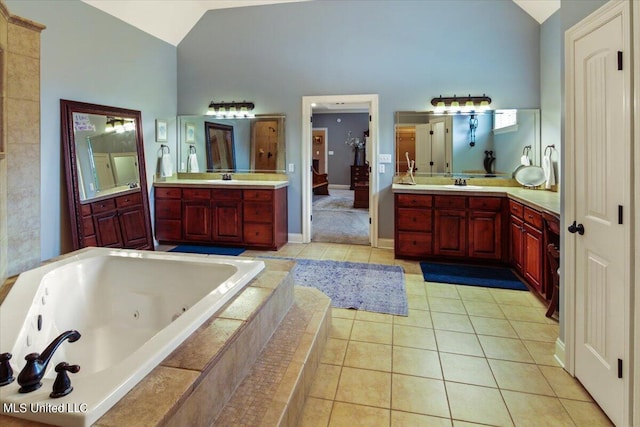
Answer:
[0,257,331,427]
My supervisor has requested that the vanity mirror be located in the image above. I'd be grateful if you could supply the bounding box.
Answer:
[61,100,154,250]
[177,114,286,173]
[395,109,540,178]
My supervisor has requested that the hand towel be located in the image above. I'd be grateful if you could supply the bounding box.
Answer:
[188,152,199,173]
[520,154,531,166]
[161,152,173,178]
[543,153,556,189]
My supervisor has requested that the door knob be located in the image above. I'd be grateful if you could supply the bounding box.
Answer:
[568,221,585,235]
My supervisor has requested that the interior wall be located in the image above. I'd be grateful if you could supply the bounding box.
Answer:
[177,0,541,239]
[5,0,177,261]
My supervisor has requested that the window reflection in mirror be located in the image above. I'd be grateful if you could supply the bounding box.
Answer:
[177,114,286,173]
[72,113,140,201]
[395,109,540,178]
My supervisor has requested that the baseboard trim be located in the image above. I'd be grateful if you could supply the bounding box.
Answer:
[554,338,566,368]
[287,233,304,244]
[377,238,394,250]
[328,184,350,190]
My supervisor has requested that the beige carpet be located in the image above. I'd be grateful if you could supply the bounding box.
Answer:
[312,189,369,245]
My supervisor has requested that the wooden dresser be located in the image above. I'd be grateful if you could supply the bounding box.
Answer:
[350,165,369,190]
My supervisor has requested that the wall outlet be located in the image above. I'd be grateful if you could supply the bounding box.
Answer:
[379,153,392,163]
[288,163,295,172]
[328,151,334,155]
[378,164,385,173]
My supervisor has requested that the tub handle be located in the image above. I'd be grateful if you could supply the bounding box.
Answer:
[50,362,80,398]
[0,353,14,386]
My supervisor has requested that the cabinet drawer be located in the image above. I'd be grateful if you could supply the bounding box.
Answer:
[396,194,432,208]
[155,219,182,241]
[116,192,142,208]
[434,196,466,209]
[469,197,502,211]
[80,204,92,216]
[183,188,211,200]
[523,206,543,229]
[244,189,273,202]
[509,200,524,218]
[156,199,181,219]
[396,208,432,232]
[211,188,242,200]
[91,199,116,214]
[155,187,182,199]
[244,202,273,223]
[396,232,432,257]
[243,223,273,245]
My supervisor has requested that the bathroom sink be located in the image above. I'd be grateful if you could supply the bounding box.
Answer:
[443,185,483,190]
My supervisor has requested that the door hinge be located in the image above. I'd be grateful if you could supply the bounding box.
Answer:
[310,214,312,222]
[618,359,623,378]
[429,161,434,166]
[369,217,372,224]
[618,205,623,224]
[310,116,313,123]
[429,130,434,135]
[618,51,623,70]
[369,115,372,122]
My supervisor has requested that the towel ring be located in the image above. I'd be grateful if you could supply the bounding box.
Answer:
[160,144,170,154]
[189,145,196,154]
[522,145,532,156]
[544,144,556,156]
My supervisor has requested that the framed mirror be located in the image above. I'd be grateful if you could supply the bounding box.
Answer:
[61,99,154,250]
[395,109,540,178]
[177,114,286,173]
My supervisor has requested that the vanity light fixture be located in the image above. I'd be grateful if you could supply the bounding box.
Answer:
[430,94,492,112]
[104,117,134,133]
[206,101,255,118]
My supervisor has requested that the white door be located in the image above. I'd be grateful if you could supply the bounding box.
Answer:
[570,4,629,425]
[414,124,430,173]
[429,116,449,174]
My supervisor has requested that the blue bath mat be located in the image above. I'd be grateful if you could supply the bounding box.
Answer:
[292,259,408,316]
[420,262,528,291]
[169,245,245,256]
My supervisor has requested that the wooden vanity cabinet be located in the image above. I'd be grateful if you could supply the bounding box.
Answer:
[155,187,182,241]
[394,194,433,258]
[212,189,243,243]
[434,196,467,258]
[509,200,543,294]
[182,189,212,241]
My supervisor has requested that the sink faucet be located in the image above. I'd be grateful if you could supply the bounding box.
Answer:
[454,178,468,186]
[17,330,81,393]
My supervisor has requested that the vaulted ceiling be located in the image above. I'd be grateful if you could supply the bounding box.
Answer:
[83,0,560,46]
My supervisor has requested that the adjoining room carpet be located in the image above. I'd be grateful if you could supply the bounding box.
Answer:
[420,262,528,291]
[168,245,245,256]
[292,259,408,316]
[312,189,369,245]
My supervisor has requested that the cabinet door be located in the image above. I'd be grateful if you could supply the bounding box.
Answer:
[118,205,150,248]
[94,211,124,248]
[434,209,466,257]
[212,200,243,242]
[183,201,211,241]
[468,211,502,260]
[510,215,524,272]
[523,222,543,293]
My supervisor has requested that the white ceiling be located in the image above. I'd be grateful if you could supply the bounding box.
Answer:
[82,0,559,47]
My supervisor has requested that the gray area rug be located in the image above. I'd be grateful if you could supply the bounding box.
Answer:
[312,189,369,245]
[292,259,408,316]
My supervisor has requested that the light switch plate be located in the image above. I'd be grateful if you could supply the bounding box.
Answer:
[378,164,385,173]
[288,163,294,172]
[328,151,334,155]
[379,153,392,163]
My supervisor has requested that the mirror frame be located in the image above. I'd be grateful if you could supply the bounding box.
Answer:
[204,121,236,171]
[61,99,153,250]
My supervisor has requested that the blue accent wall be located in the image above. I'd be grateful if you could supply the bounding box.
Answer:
[177,0,541,237]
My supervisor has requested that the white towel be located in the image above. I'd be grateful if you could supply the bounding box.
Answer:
[543,153,556,189]
[187,153,199,173]
[161,152,173,178]
[520,155,531,166]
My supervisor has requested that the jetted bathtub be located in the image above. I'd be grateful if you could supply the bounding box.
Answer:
[0,247,264,427]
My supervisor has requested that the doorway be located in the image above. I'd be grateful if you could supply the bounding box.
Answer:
[301,94,379,246]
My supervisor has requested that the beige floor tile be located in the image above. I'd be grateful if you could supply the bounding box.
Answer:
[391,411,452,427]
[355,310,394,324]
[439,353,497,388]
[332,308,356,320]
[446,382,513,427]
[298,243,331,259]
[299,397,333,427]
[501,304,556,324]
[392,346,442,379]
[488,359,554,396]
[393,308,432,328]
[462,300,506,319]
[502,390,574,427]
[405,277,427,297]
[407,294,429,311]
[469,316,518,338]
[431,312,474,333]
[344,246,371,263]
[329,317,353,340]
[452,421,492,427]
[521,340,561,366]
[328,402,390,427]
[560,399,614,427]
[321,338,348,365]
[435,330,484,357]
[322,246,350,261]
[428,296,467,314]
[391,374,450,418]
[350,320,393,345]
[539,366,593,401]
[456,285,495,302]
[393,324,437,350]
[343,341,392,372]
[478,335,535,363]
[396,260,423,275]
[490,289,534,307]
[426,282,461,299]
[335,367,391,408]
[309,364,342,400]
[510,321,559,342]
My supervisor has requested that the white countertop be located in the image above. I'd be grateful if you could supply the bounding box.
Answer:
[154,179,289,190]
[392,183,560,216]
